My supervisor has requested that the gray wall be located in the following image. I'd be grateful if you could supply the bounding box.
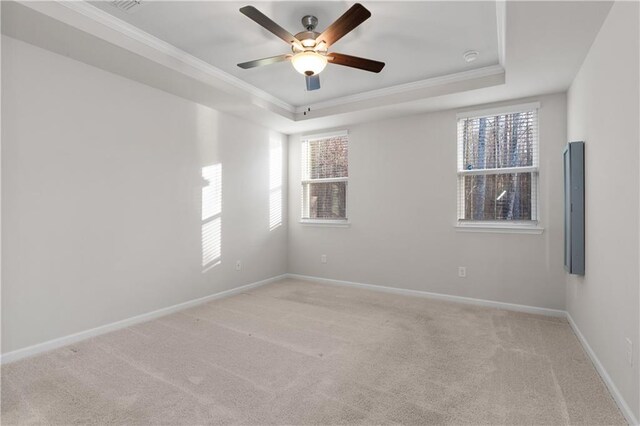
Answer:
[288,93,567,310]
[566,1,640,420]
[1,36,288,354]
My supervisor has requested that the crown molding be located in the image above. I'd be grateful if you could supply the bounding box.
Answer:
[55,0,295,113]
[496,0,506,67]
[294,64,505,114]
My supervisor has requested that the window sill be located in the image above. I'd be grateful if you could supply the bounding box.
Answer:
[455,222,544,234]
[299,219,350,228]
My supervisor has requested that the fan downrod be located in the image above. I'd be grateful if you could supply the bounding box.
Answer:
[301,15,318,31]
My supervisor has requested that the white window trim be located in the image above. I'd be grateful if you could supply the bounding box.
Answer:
[456,103,541,232]
[455,221,544,234]
[301,177,347,184]
[456,102,541,120]
[302,129,349,141]
[299,219,351,227]
[300,130,349,224]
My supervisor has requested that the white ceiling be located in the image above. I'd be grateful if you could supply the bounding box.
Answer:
[3,1,613,134]
[91,1,500,107]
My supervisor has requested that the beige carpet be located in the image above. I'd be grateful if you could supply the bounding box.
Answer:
[1,278,625,425]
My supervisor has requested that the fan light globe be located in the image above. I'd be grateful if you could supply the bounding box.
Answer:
[291,51,327,76]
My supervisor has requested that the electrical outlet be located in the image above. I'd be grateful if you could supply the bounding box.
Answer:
[626,338,633,366]
[458,266,467,278]
[235,260,242,271]
[321,254,327,264]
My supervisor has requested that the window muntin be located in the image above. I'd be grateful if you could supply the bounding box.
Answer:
[457,106,538,223]
[301,133,348,221]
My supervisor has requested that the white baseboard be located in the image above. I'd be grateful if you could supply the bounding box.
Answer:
[0,274,287,364]
[286,273,566,317]
[3,272,635,425]
[567,313,639,426]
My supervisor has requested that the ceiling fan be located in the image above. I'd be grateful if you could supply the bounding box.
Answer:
[237,3,385,91]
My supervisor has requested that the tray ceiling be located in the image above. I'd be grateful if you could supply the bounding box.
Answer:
[3,1,613,133]
[91,1,501,107]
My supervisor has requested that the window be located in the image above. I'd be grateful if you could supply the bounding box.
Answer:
[301,131,349,223]
[457,103,539,228]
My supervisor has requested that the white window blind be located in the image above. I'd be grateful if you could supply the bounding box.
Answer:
[301,132,348,221]
[457,105,539,223]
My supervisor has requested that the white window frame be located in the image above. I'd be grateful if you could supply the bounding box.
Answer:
[300,130,350,227]
[455,102,543,234]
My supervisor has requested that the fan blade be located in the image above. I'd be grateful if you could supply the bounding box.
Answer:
[328,53,385,73]
[315,3,371,47]
[305,74,320,91]
[238,54,291,69]
[240,6,302,49]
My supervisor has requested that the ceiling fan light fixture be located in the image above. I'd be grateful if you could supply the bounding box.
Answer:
[237,4,385,91]
[291,51,327,76]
